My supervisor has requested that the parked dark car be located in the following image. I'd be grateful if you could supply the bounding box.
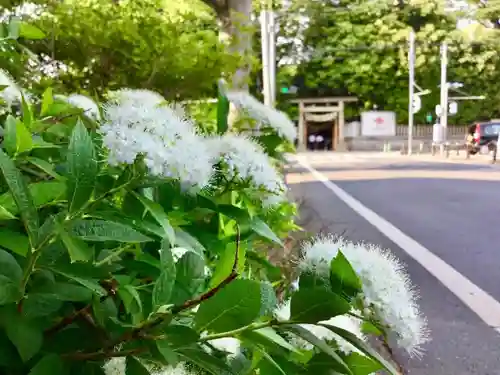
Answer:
[465,121,500,162]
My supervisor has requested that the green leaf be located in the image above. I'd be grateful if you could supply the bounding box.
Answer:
[330,251,362,298]
[117,284,142,324]
[0,228,29,256]
[216,90,230,134]
[248,327,299,353]
[132,192,175,245]
[3,115,18,155]
[8,17,20,39]
[177,346,233,375]
[26,157,62,180]
[259,282,277,317]
[125,356,150,375]
[19,22,45,40]
[29,354,65,375]
[170,252,206,305]
[50,268,107,296]
[343,353,383,375]
[0,248,22,282]
[0,181,65,214]
[0,205,16,220]
[153,240,176,310]
[39,282,92,302]
[257,350,287,375]
[21,95,33,129]
[156,340,179,364]
[249,217,283,246]
[285,324,352,375]
[318,323,398,375]
[195,279,261,333]
[174,228,205,257]
[290,287,351,323]
[3,116,33,155]
[92,296,117,327]
[57,223,93,263]
[70,219,153,242]
[66,119,98,213]
[0,149,38,242]
[0,275,22,305]
[163,324,200,347]
[209,241,246,288]
[22,293,62,318]
[6,314,43,362]
[40,87,53,116]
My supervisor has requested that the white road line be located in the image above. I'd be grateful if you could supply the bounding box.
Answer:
[294,154,500,330]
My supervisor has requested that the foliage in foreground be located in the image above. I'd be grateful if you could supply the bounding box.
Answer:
[0,66,429,374]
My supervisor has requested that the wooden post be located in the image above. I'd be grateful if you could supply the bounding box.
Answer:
[298,102,306,151]
[337,101,346,151]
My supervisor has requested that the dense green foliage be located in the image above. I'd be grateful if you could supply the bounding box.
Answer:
[277,0,500,124]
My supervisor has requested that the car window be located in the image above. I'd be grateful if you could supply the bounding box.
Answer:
[482,123,500,135]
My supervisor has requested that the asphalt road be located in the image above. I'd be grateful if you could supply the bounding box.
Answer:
[286,152,500,375]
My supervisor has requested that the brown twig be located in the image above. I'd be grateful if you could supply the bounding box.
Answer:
[44,280,117,336]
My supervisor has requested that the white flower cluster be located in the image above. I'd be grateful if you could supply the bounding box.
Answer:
[300,235,430,357]
[274,299,366,355]
[0,2,44,22]
[225,90,297,142]
[0,69,25,106]
[207,134,286,201]
[100,89,214,192]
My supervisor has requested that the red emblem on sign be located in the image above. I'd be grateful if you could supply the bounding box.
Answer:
[374,117,384,125]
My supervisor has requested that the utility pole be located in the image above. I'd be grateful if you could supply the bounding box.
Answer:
[260,9,271,106]
[439,42,448,155]
[408,30,415,155]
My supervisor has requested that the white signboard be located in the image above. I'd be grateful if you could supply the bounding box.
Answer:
[361,111,396,137]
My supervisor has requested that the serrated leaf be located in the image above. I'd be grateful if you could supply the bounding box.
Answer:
[57,222,93,263]
[153,240,176,310]
[290,287,351,323]
[132,192,175,245]
[0,181,65,215]
[0,149,38,242]
[3,115,18,155]
[0,228,28,256]
[285,324,352,375]
[195,279,261,333]
[28,354,65,375]
[6,314,43,362]
[319,323,398,374]
[70,219,152,242]
[66,119,98,213]
[330,251,362,298]
[4,116,33,155]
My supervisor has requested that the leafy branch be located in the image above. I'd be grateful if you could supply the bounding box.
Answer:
[62,226,242,361]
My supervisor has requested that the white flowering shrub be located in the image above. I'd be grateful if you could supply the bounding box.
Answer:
[0,63,428,375]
